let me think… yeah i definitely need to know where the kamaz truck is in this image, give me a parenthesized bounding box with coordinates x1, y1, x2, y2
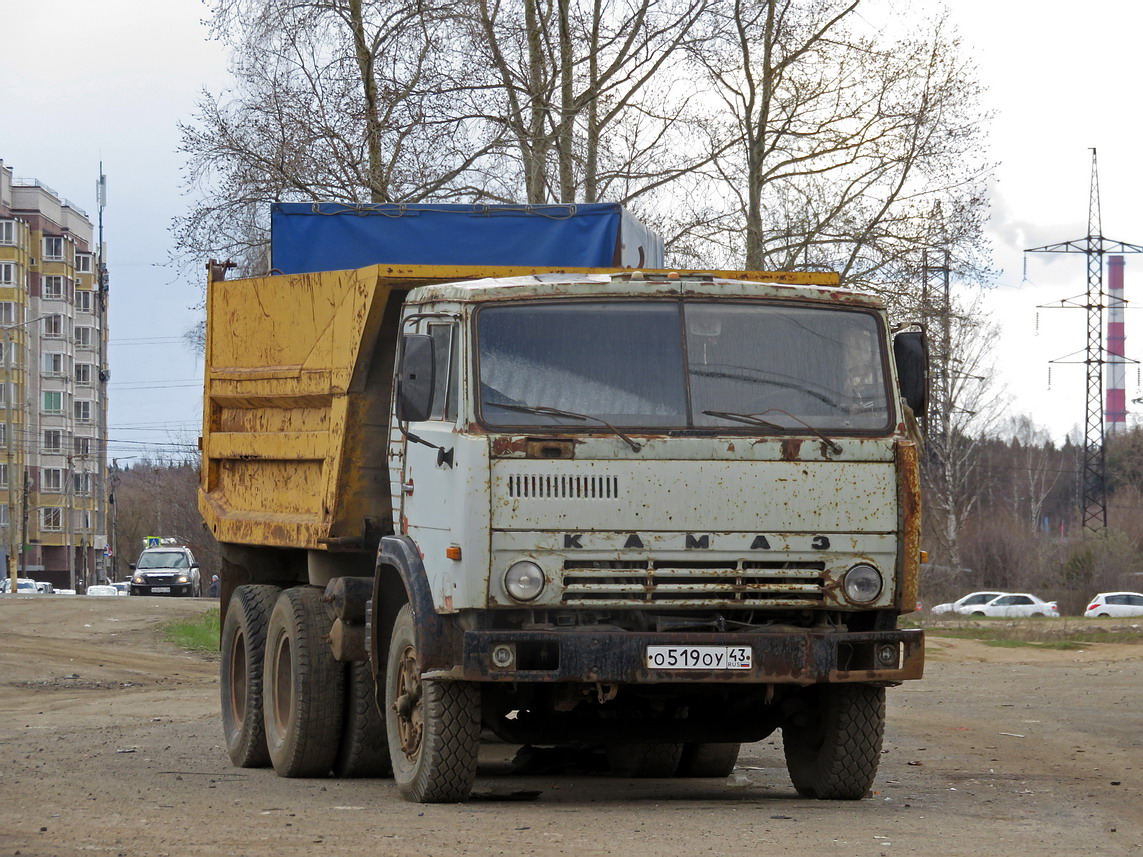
(201, 204, 926, 803)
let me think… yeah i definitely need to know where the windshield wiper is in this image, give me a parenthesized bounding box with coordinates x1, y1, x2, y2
(702, 409, 842, 455)
(486, 401, 643, 452)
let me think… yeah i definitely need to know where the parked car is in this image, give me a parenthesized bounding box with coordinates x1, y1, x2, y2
(112, 581, 130, 596)
(86, 584, 119, 597)
(130, 545, 201, 597)
(970, 593, 1060, 618)
(35, 581, 56, 594)
(930, 591, 1008, 616)
(0, 577, 40, 594)
(1083, 591, 1143, 618)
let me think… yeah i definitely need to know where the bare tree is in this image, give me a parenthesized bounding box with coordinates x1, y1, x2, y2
(922, 295, 1008, 568)
(467, 0, 710, 204)
(177, 0, 512, 273)
(685, 1, 992, 287)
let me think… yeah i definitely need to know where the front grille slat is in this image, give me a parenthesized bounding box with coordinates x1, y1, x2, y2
(560, 562, 827, 605)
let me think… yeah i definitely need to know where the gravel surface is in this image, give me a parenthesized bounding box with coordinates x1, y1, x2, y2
(1, 596, 1139, 856)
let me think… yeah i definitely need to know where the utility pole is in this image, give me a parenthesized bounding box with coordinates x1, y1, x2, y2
(1027, 149, 1143, 533)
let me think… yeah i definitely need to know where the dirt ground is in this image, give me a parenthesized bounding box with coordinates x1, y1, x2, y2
(1, 596, 1140, 857)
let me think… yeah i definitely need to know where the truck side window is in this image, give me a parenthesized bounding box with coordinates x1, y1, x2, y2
(428, 323, 458, 421)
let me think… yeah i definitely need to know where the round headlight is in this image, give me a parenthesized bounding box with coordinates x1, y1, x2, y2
(843, 564, 883, 604)
(504, 561, 545, 602)
(132, 576, 143, 585)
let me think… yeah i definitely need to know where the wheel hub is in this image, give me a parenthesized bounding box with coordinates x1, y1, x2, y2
(393, 644, 423, 760)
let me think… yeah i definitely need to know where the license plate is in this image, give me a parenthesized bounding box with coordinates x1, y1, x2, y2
(151, 586, 171, 593)
(645, 645, 752, 670)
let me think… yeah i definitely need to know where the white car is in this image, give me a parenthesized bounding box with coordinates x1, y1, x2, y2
(0, 577, 41, 595)
(1083, 591, 1143, 618)
(930, 591, 1007, 615)
(970, 593, 1060, 618)
(86, 584, 120, 597)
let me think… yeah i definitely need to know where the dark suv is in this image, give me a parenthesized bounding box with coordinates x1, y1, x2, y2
(129, 546, 202, 597)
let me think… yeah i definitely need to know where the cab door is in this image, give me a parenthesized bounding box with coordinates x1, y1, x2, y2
(398, 316, 484, 611)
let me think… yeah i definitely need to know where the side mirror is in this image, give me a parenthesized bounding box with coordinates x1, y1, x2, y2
(396, 333, 436, 423)
(129, 563, 136, 570)
(893, 330, 928, 420)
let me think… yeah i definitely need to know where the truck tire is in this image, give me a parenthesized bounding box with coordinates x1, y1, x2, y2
(334, 659, 393, 778)
(782, 683, 885, 800)
(384, 603, 479, 802)
(606, 743, 683, 777)
(220, 584, 281, 768)
(677, 742, 741, 778)
(263, 586, 345, 777)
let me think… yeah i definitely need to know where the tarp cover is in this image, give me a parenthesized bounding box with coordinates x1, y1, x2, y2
(269, 203, 663, 274)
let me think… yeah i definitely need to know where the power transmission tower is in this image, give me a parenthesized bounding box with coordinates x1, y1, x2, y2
(1026, 149, 1143, 533)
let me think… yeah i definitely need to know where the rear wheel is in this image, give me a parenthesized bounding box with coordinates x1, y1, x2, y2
(782, 684, 885, 800)
(677, 742, 740, 778)
(263, 587, 345, 777)
(607, 743, 683, 777)
(220, 584, 280, 767)
(334, 659, 392, 778)
(385, 604, 479, 802)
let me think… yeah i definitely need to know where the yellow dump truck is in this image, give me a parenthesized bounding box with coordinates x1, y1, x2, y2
(202, 206, 926, 803)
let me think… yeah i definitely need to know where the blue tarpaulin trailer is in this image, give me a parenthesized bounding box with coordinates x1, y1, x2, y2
(269, 202, 664, 274)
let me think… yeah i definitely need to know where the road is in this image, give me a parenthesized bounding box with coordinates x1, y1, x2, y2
(0, 596, 1139, 856)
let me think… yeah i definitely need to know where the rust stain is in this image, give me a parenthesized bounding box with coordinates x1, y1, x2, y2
(780, 438, 803, 461)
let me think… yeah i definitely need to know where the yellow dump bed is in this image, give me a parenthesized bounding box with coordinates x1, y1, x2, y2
(199, 264, 840, 552)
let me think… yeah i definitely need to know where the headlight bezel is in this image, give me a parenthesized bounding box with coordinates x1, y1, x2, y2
(504, 560, 545, 602)
(842, 563, 883, 604)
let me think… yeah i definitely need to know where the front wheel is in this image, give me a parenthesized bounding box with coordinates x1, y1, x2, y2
(782, 684, 885, 800)
(385, 604, 479, 802)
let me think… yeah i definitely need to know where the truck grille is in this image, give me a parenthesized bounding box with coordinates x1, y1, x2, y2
(507, 473, 619, 499)
(561, 560, 827, 606)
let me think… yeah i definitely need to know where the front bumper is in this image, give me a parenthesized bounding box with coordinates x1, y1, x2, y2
(130, 583, 195, 597)
(449, 627, 924, 685)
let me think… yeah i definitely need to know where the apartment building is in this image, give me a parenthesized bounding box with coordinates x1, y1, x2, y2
(1, 159, 109, 589)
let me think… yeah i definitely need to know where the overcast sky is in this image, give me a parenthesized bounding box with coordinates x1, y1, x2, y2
(2, 0, 1141, 454)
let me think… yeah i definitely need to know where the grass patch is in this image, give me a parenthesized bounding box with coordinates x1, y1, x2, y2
(924, 619, 1143, 647)
(163, 608, 220, 652)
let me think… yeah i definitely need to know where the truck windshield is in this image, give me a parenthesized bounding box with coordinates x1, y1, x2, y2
(476, 300, 890, 433)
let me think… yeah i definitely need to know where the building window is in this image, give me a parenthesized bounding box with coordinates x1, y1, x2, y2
(42, 507, 63, 531)
(43, 315, 64, 338)
(73, 472, 92, 495)
(75, 253, 93, 274)
(43, 276, 65, 299)
(0, 262, 16, 285)
(0, 504, 7, 527)
(0, 220, 16, 245)
(0, 463, 6, 488)
(75, 290, 93, 312)
(44, 429, 63, 452)
(74, 399, 92, 423)
(75, 326, 93, 348)
(74, 436, 92, 455)
(43, 468, 63, 493)
(0, 302, 16, 324)
(75, 363, 93, 385)
(43, 352, 67, 376)
(43, 391, 63, 414)
(43, 236, 65, 261)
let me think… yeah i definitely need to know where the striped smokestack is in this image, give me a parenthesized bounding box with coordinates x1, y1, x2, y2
(1107, 254, 1126, 434)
